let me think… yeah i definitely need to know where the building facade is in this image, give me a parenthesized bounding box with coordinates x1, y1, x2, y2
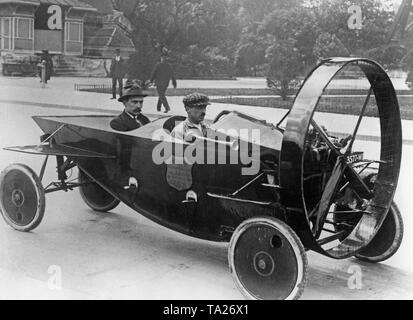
(81, 0, 135, 58)
(0, 0, 96, 55)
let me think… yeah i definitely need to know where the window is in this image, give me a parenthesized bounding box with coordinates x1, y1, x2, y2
(1, 18, 11, 50)
(2, 18, 10, 36)
(16, 18, 33, 39)
(65, 21, 81, 42)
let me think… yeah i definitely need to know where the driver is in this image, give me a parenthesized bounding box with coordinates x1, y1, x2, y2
(110, 84, 150, 132)
(171, 93, 210, 142)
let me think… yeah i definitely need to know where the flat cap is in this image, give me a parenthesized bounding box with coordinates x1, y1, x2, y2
(183, 93, 211, 108)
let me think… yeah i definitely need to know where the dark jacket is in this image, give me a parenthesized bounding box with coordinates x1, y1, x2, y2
(110, 57, 125, 78)
(39, 53, 53, 81)
(111, 111, 150, 181)
(150, 62, 177, 89)
(110, 111, 150, 132)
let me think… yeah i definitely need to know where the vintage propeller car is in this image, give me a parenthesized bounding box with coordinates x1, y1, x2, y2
(0, 58, 403, 300)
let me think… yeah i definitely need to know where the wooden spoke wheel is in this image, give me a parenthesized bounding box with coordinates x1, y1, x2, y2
(0, 164, 45, 232)
(355, 201, 403, 263)
(78, 169, 120, 212)
(228, 217, 308, 300)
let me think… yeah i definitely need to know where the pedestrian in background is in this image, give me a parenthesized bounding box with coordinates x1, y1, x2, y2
(110, 49, 125, 100)
(38, 49, 53, 84)
(150, 54, 177, 113)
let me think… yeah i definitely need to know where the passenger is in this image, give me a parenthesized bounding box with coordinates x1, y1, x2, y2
(111, 83, 151, 190)
(110, 84, 150, 132)
(171, 93, 210, 142)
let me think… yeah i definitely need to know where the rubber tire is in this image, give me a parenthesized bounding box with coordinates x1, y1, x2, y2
(78, 170, 120, 212)
(355, 202, 403, 263)
(228, 216, 308, 300)
(0, 164, 45, 232)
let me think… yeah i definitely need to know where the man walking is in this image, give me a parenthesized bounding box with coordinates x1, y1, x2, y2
(150, 54, 177, 113)
(110, 49, 125, 100)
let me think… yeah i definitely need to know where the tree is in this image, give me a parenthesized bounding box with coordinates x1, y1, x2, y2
(126, 32, 158, 81)
(231, 0, 303, 76)
(259, 6, 319, 68)
(231, 0, 299, 26)
(311, 0, 394, 55)
(259, 5, 319, 98)
(365, 45, 407, 69)
(171, 45, 233, 78)
(309, 0, 398, 67)
(313, 32, 350, 60)
(266, 39, 304, 100)
(107, 0, 397, 81)
(112, 0, 196, 50)
(111, 0, 238, 80)
(234, 34, 267, 76)
(260, 0, 395, 99)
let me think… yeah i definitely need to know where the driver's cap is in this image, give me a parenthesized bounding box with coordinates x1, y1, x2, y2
(183, 93, 211, 108)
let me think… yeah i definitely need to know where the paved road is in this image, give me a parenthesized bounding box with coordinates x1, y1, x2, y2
(1, 80, 413, 299)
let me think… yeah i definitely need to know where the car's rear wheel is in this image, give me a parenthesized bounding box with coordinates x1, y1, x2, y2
(0, 164, 45, 232)
(355, 202, 403, 263)
(78, 169, 120, 212)
(228, 217, 308, 300)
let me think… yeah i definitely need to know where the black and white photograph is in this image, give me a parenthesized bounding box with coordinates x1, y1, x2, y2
(0, 0, 413, 303)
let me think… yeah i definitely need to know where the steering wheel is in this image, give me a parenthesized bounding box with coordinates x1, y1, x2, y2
(213, 110, 232, 124)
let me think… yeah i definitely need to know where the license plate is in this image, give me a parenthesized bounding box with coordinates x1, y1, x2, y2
(346, 152, 364, 164)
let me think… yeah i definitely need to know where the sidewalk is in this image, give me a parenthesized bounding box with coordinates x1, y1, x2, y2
(0, 74, 410, 90)
(0, 76, 269, 91)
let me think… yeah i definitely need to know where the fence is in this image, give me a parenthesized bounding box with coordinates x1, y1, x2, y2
(74, 83, 111, 92)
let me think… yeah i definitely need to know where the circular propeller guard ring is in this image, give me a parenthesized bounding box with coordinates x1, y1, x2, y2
(280, 58, 402, 259)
